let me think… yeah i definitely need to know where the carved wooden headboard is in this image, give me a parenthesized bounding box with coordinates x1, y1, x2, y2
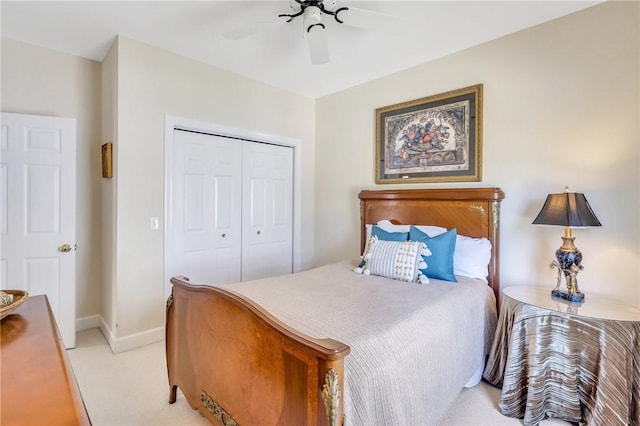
(358, 188, 505, 302)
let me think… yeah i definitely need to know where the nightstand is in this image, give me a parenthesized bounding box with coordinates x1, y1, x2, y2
(483, 286, 640, 426)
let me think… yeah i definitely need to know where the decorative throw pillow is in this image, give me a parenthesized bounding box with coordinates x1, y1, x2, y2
(409, 226, 457, 283)
(358, 225, 410, 268)
(412, 224, 448, 237)
(375, 220, 411, 233)
(371, 225, 409, 241)
(354, 236, 431, 284)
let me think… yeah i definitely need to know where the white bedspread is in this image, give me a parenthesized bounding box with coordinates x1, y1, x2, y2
(223, 260, 497, 426)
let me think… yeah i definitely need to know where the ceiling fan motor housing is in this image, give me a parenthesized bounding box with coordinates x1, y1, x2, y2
(303, 6, 324, 33)
(278, 0, 350, 65)
(291, 0, 336, 11)
(282, 0, 348, 25)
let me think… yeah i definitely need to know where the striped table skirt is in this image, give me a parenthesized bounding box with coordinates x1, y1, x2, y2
(483, 293, 640, 426)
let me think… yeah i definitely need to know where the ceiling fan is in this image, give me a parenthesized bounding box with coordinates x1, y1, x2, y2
(222, 0, 404, 65)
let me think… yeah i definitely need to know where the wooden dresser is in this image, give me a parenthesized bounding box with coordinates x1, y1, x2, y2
(1, 295, 91, 425)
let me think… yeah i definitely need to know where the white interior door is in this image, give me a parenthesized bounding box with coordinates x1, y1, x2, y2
(242, 142, 293, 281)
(169, 130, 242, 285)
(0, 112, 77, 348)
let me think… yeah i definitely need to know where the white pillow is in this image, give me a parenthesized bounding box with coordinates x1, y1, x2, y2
(377, 220, 447, 236)
(454, 235, 492, 282)
(354, 236, 430, 284)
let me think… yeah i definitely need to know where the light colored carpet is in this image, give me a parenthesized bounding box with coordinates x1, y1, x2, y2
(67, 328, 571, 426)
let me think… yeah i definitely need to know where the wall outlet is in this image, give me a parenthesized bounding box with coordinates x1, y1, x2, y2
(150, 217, 159, 230)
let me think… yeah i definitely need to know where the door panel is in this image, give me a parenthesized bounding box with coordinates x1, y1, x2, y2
(171, 130, 242, 285)
(242, 143, 293, 281)
(25, 257, 60, 313)
(0, 112, 76, 348)
(26, 164, 61, 233)
(184, 173, 205, 231)
(0, 164, 6, 235)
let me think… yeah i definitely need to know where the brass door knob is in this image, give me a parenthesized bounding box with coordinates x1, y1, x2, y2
(58, 244, 72, 253)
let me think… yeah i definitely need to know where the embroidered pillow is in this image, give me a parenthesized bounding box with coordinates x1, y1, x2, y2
(358, 226, 410, 268)
(409, 226, 457, 283)
(354, 236, 431, 284)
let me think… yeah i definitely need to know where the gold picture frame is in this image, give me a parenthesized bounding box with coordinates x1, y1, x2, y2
(101, 142, 112, 178)
(375, 84, 483, 183)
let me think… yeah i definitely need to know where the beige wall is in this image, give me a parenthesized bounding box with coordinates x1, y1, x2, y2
(111, 37, 316, 339)
(1, 36, 316, 344)
(315, 1, 640, 305)
(1, 38, 103, 319)
(2, 0, 638, 344)
(100, 40, 118, 331)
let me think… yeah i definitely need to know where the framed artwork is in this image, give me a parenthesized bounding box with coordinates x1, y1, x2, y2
(101, 142, 112, 178)
(375, 84, 482, 183)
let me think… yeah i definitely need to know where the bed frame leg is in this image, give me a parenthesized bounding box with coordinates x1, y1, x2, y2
(169, 384, 177, 404)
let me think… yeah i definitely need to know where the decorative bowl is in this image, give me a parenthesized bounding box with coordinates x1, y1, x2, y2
(0, 290, 29, 320)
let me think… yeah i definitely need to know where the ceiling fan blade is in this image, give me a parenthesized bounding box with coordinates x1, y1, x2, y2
(307, 25, 329, 65)
(222, 19, 283, 40)
(338, 6, 409, 32)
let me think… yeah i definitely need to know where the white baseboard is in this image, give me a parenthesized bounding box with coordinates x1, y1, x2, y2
(98, 317, 164, 354)
(76, 314, 100, 331)
(98, 316, 117, 351)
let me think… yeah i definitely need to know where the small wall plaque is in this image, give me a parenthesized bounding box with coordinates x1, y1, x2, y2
(101, 142, 112, 178)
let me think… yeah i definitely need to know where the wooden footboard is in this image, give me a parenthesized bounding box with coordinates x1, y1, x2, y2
(166, 276, 351, 426)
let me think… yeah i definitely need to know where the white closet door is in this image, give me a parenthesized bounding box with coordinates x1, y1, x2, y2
(242, 142, 293, 281)
(171, 130, 242, 284)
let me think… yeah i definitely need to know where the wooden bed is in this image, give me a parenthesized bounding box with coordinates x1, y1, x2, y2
(166, 187, 505, 426)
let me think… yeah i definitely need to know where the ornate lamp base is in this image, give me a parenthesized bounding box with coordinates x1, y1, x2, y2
(549, 232, 585, 304)
(551, 288, 584, 303)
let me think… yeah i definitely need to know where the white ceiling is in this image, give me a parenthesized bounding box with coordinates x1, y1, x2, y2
(1, 1, 602, 98)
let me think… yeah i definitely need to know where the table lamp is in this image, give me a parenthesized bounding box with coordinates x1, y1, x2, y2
(532, 187, 601, 302)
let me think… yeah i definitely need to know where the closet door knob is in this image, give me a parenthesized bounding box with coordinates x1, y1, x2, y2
(257, 230, 261, 235)
(221, 233, 226, 238)
(59, 243, 72, 253)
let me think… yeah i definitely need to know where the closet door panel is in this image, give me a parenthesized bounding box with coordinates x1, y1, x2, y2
(172, 130, 242, 285)
(242, 142, 293, 281)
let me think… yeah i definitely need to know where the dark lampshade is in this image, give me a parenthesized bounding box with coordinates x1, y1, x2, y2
(532, 192, 602, 227)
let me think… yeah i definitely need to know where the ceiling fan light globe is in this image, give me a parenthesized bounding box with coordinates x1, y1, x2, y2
(307, 24, 329, 64)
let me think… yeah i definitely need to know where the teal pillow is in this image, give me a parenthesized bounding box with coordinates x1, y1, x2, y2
(409, 226, 457, 282)
(371, 226, 409, 241)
